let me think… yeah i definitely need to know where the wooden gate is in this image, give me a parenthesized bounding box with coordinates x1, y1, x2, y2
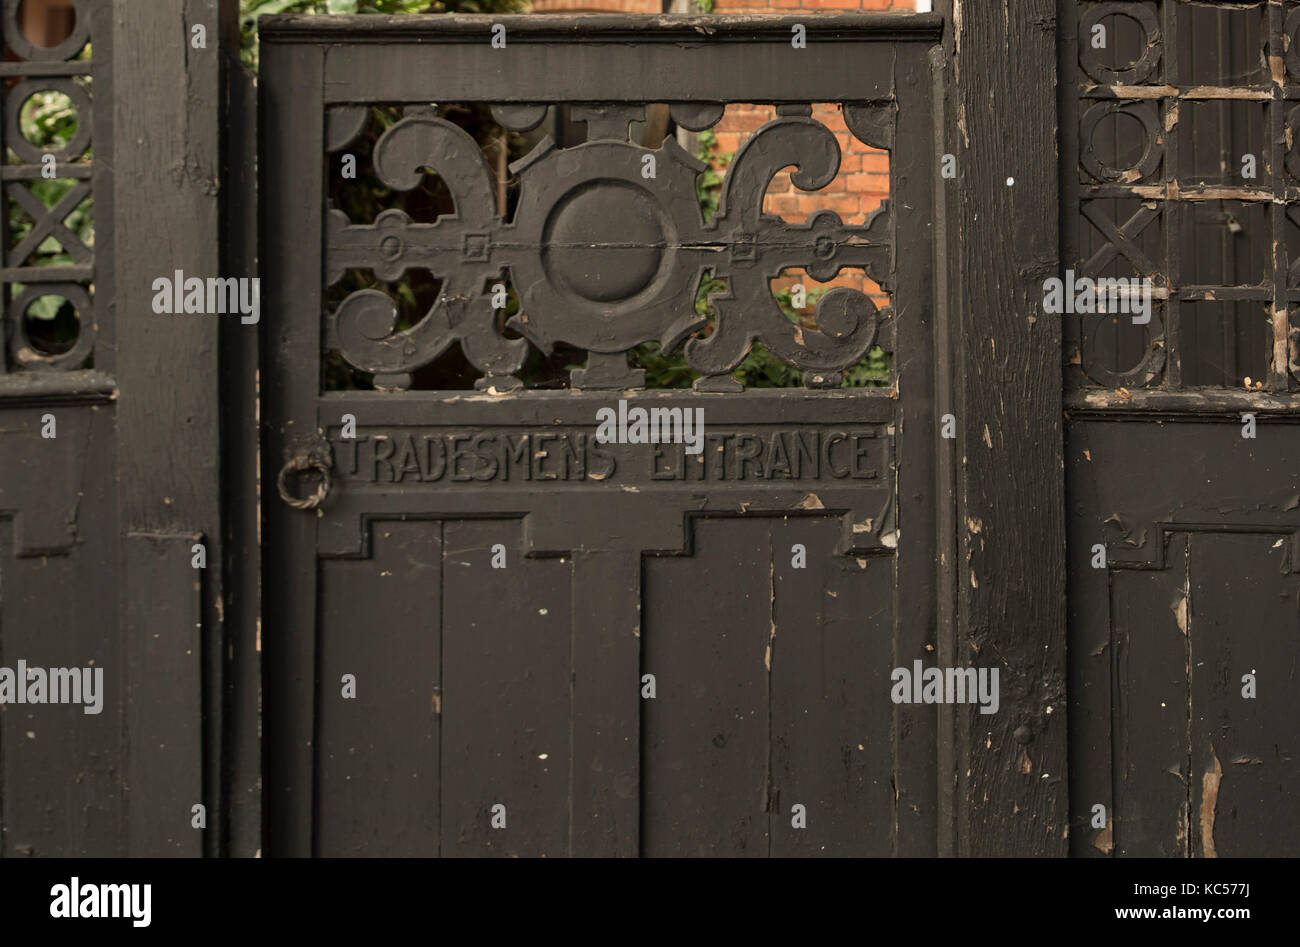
(261, 13, 952, 856)
(1061, 0, 1300, 857)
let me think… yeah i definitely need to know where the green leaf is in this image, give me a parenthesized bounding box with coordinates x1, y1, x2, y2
(25, 294, 65, 321)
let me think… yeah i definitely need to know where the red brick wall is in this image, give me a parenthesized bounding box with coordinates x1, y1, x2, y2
(706, 0, 916, 307)
(708, 102, 892, 304)
(527, 0, 918, 307)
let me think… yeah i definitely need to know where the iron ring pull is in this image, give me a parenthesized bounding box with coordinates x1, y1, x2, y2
(277, 435, 334, 511)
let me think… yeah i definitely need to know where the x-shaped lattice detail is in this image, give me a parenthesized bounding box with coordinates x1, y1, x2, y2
(1080, 201, 1160, 279)
(6, 181, 92, 267)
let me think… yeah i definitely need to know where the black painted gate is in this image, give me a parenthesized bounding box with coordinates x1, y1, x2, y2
(262, 14, 946, 856)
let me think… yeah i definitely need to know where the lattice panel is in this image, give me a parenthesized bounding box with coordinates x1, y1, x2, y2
(1064, 0, 1300, 393)
(1, 0, 98, 374)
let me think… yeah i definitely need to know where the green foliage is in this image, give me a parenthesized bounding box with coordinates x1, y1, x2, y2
(20, 90, 80, 150)
(843, 346, 891, 386)
(633, 126, 891, 389)
(691, 0, 714, 13)
(694, 128, 729, 224)
(239, 0, 526, 67)
(634, 267, 891, 389)
(9, 90, 94, 324)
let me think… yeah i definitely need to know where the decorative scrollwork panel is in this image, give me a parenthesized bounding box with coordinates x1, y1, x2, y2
(322, 100, 896, 392)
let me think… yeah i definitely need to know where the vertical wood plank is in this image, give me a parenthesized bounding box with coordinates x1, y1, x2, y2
(952, 0, 1068, 855)
(641, 518, 771, 857)
(219, 28, 262, 859)
(123, 533, 203, 856)
(569, 548, 640, 856)
(316, 521, 441, 856)
(768, 516, 895, 856)
(1110, 536, 1190, 857)
(260, 35, 324, 857)
(1189, 532, 1300, 856)
(1065, 425, 1114, 856)
(440, 520, 571, 857)
(112, 0, 235, 858)
(894, 41, 943, 857)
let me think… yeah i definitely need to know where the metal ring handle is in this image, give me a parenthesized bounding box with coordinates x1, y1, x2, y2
(277, 437, 334, 510)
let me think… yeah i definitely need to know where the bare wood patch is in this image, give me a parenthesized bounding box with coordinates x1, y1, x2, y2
(1093, 817, 1114, 854)
(1200, 750, 1223, 858)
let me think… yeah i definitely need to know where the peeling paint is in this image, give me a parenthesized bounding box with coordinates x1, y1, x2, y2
(1093, 84, 1271, 101)
(1200, 750, 1222, 858)
(1093, 817, 1114, 854)
(1172, 596, 1188, 635)
(1273, 306, 1290, 376)
(765, 557, 776, 671)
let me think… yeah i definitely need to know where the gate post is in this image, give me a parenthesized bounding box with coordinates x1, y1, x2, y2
(942, 0, 1068, 855)
(111, 0, 256, 856)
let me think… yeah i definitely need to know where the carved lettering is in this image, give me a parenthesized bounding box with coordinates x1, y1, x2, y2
(534, 432, 560, 481)
(394, 433, 421, 482)
(472, 433, 499, 481)
(505, 434, 530, 481)
(450, 434, 475, 481)
(823, 432, 850, 478)
(333, 428, 883, 485)
(373, 435, 396, 482)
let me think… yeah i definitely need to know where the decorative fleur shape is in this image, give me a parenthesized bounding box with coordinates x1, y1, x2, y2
(323, 105, 894, 391)
(325, 114, 525, 390)
(686, 114, 891, 388)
